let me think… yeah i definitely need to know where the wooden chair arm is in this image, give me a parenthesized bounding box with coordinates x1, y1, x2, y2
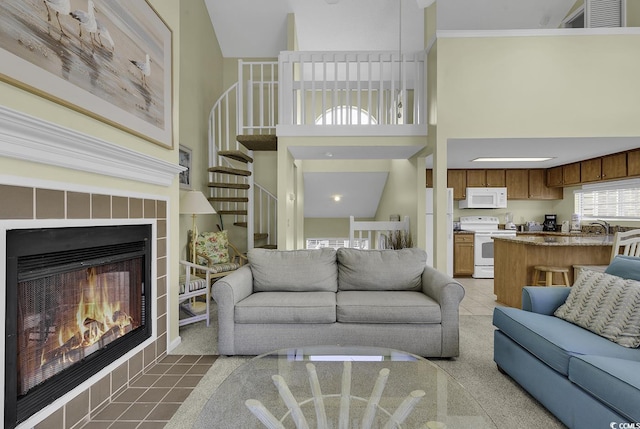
(228, 242, 248, 266)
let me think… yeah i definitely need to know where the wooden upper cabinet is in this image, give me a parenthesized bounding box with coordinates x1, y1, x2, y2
(466, 170, 486, 187)
(581, 158, 602, 183)
(486, 169, 506, 187)
(601, 152, 627, 181)
(447, 170, 467, 200)
(563, 163, 581, 186)
(505, 169, 529, 199)
(426, 169, 433, 188)
(529, 169, 563, 200)
(546, 166, 563, 187)
(629, 149, 640, 177)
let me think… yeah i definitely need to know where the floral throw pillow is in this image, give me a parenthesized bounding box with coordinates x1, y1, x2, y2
(195, 230, 230, 265)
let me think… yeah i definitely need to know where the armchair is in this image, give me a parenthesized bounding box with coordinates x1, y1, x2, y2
(188, 229, 247, 281)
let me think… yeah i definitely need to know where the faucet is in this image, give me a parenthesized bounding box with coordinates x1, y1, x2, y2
(590, 220, 611, 235)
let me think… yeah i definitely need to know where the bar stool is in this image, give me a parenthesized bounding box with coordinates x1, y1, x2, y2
(532, 265, 571, 287)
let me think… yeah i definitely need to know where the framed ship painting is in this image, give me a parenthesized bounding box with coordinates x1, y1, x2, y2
(0, 0, 173, 148)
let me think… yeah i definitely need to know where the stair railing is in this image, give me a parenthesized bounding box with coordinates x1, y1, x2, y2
(208, 62, 280, 250)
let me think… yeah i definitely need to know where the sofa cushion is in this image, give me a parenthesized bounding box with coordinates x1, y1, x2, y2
(569, 355, 640, 422)
(248, 248, 338, 292)
(337, 248, 426, 291)
(554, 269, 640, 348)
(235, 292, 336, 324)
(337, 291, 441, 323)
(493, 307, 640, 376)
(605, 255, 640, 281)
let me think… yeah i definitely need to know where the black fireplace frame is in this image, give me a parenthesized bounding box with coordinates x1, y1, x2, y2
(4, 224, 153, 429)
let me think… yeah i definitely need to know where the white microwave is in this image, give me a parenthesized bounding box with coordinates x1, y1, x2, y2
(459, 187, 508, 209)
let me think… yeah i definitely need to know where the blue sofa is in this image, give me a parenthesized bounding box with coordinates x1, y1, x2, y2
(494, 277, 640, 428)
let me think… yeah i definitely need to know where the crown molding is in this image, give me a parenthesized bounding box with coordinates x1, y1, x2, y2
(0, 106, 184, 187)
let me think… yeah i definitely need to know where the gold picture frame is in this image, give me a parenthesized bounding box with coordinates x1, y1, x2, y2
(0, 0, 173, 148)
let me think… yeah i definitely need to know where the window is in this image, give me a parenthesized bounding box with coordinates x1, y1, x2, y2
(574, 179, 640, 220)
(315, 106, 377, 125)
(306, 238, 369, 250)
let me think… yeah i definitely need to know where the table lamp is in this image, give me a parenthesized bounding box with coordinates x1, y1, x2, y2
(180, 191, 216, 312)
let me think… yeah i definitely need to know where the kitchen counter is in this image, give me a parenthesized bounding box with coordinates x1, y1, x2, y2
(496, 234, 615, 246)
(493, 235, 613, 308)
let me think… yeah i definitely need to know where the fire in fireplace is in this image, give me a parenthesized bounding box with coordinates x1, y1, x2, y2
(5, 224, 152, 429)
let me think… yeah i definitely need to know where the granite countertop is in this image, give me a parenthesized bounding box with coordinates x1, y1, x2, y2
(493, 234, 615, 246)
(453, 230, 474, 234)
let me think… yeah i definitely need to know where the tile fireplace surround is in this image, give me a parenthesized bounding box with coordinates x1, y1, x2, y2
(0, 107, 181, 429)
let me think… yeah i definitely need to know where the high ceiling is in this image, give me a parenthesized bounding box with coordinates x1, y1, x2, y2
(203, 0, 639, 218)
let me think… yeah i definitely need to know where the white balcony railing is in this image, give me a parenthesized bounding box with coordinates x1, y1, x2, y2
(278, 51, 426, 129)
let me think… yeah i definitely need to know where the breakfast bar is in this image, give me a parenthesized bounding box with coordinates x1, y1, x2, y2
(493, 234, 614, 308)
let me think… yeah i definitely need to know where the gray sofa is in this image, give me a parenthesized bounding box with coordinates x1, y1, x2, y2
(493, 255, 640, 428)
(212, 247, 465, 357)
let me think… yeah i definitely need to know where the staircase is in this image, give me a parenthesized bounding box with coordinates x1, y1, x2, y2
(207, 61, 279, 251)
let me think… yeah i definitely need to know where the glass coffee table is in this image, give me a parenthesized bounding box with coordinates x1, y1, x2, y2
(196, 345, 496, 429)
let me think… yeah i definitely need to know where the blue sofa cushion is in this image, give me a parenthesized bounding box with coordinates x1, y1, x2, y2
(605, 255, 640, 281)
(569, 355, 640, 422)
(493, 307, 640, 376)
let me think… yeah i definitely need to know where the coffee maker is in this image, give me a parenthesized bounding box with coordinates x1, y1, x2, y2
(543, 214, 557, 232)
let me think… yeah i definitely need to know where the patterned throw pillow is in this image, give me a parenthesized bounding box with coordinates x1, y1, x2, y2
(195, 230, 230, 265)
(554, 269, 640, 348)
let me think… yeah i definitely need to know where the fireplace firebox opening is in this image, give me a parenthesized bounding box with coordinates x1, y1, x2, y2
(5, 224, 152, 429)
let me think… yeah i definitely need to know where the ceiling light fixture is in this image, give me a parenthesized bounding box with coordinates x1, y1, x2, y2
(471, 157, 554, 162)
(333, 195, 341, 202)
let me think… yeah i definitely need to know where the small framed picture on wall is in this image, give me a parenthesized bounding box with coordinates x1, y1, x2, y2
(179, 145, 192, 190)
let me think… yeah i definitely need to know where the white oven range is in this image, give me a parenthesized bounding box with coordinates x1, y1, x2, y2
(459, 216, 517, 278)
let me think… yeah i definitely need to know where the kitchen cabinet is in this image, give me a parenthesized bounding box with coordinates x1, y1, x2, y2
(581, 158, 602, 183)
(466, 170, 486, 187)
(486, 169, 506, 187)
(629, 149, 640, 177)
(601, 152, 627, 181)
(546, 166, 563, 188)
(529, 169, 563, 200)
(448, 170, 467, 200)
(505, 169, 529, 199)
(425, 169, 433, 188)
(463, 169, 506, 187)
(563, 163, 581, 186)
(454, 234, 474, 277)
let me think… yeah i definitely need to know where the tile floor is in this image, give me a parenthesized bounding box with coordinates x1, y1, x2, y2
(456, 277, 502, 316)
(79, 355, 217, 429)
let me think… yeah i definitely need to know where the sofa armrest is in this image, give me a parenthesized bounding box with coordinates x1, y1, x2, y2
(211, 265, 254, 355)
(521, 286, 571, 315)
(421, 265, 465, 357)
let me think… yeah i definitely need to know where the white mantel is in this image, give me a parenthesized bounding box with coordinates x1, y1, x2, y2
(0, 105, 184, 187)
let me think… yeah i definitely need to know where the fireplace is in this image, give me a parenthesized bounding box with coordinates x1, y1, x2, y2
(4, 224, 152, 428)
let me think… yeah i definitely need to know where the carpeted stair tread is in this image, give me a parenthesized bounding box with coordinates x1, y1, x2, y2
(208, 197, 249, 203)
(208, 166, 251, 176)
(236, 134, 277, 151)
(218, 150, 253, 163)
(208, 182, 250, 190)
(217, 210, 247, 215)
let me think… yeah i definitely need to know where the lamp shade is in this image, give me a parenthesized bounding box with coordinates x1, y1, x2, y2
(180, 191, 217, 215)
